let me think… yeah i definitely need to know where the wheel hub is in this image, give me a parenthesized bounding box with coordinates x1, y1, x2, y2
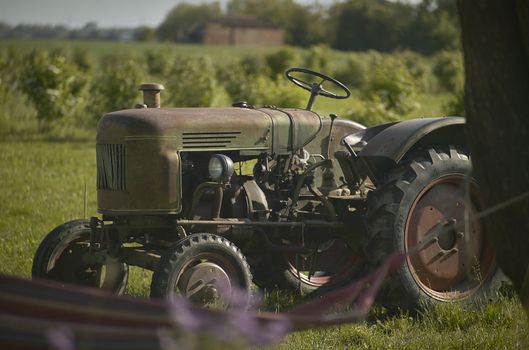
(178, 262, 232, 306)
(437, 222, 458, 251)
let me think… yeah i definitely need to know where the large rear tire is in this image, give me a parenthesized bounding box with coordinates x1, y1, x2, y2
(365, 146, 503, 311)
(32, 219, 128, 294)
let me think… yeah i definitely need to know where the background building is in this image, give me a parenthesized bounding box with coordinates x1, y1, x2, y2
(190, 16, 283, 46)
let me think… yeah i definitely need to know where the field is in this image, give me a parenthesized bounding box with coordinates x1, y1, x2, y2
(0, 40, 527, 349)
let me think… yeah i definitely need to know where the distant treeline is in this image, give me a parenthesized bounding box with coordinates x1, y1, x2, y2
(1, 0, 459, 54)
(157, 0, 460, 54)
(0, 22, 146, 42)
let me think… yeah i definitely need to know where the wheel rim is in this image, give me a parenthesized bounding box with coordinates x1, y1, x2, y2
(46, 232, 125, 291)
(287, 238, 362, 288)
(175, 252, 241, 308)
(405, 175, 496, 301)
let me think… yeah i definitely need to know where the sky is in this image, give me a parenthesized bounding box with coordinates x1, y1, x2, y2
(0, 0, 335, 28)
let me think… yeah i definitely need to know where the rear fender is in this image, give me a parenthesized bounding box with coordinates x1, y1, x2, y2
(345, 117, 466, 184)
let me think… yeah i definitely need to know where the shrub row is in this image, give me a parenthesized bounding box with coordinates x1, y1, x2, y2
(0, 46, 463, 134)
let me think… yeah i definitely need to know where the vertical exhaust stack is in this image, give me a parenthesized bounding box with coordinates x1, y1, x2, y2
(139, 83, 165, 108)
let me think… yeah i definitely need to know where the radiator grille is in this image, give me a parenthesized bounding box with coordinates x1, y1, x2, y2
(182, 131, 241, 149)
(96, 144, 126, 191)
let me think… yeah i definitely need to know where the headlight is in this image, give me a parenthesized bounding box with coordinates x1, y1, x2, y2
(208, 154, 234, 182)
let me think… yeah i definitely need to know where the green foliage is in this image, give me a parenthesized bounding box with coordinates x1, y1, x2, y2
(444, 87, 465, 117)
(217, 59, 307, 108)
(346, 97, 400, 127)
(393, 50, 434, 92)
(332, 51, 379, 89)
(88, 55, 144, 121)
(244, 74, 307, 108)
(344, 56, 420, 126)
(303, 44, 333, 73)
(216, 58, 253, 102)
(328, 0, 460, 54)
(433, 51, 464, 116)
(0, 41, 457, 137)
(362, 57, 419, 115)
(144, 48, 174, 77)
(433, 50, 464, 92)
(330, 0, 411, 52)
(71, 48, 93, 72)
(333, 53, 369, 89)
(239, 54, 269, 75)
(265, 48, 302, 78)
(134, 26, 155, 42)
(165, 55, 218, 107)
(19, 49, 87, 131)
(403, 0, 460, 54)
(0, 49, 38, 134)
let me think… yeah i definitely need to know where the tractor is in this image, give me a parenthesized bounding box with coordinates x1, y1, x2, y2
(32, 68, 503, 310)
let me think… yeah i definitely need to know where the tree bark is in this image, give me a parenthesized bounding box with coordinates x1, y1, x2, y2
(457, 0, 529, 308)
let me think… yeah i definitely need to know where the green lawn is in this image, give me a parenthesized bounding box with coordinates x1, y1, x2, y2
(278, 299, 529, 349)
(1, 140, 528, 349)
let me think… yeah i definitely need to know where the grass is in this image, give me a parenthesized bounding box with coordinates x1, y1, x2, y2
(1, 140, 528, 349)
(277, 299, 529, 349)
(0, 141, 96, 276)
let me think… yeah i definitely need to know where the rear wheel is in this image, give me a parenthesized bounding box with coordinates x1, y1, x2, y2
(366, 146, 502, 310)
(284, 238, 363, 294)
(32, 220, 128, 294)
(150, 233, 253, 309)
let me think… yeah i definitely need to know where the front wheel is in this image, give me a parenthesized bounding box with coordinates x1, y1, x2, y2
(32, 220, 128, 294)
(150, 233, 253, 309)
(365, 146, 503, 311)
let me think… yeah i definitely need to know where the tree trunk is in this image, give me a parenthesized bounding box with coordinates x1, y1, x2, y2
(457, 0, 529, 308)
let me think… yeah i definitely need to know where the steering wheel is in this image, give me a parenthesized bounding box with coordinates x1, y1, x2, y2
(285, 67, 351, 110)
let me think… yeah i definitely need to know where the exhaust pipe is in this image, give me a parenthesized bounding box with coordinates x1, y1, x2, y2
(139, 83, 164, 108)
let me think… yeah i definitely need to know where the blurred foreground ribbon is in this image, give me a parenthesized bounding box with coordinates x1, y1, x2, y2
(0, 253, 404, 349)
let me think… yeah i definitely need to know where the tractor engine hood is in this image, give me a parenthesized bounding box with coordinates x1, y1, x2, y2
(97, 107, 272, 151)
(97, 107, 322, 154)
